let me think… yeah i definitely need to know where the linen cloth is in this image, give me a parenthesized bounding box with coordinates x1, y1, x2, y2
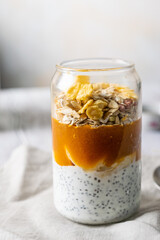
(0, 145, 160, 240)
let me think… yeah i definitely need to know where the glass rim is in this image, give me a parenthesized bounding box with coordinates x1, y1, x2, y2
(56, 58, 135, 72)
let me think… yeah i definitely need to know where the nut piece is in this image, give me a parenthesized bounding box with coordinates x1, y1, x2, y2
(86, 105, 103, 120)
(109, 116, 115, 122)
(92, 83, 110, 90)
(113, 110, 120, 116)
(94, 100, 108, 109)
(76, 84, 93, 101)
(108, 100, 119, 109)
(123, 98, 133, 108)
(75, 75, 90, 84)
(57, 107, 80, 119)
(78, 99, 94, 114)
(119, 104, 125, 112)
(55, 80, 138, 127)
(115, 116, 120, 124)
(114, 96, 123, 104)
(70, 100, 82, 111)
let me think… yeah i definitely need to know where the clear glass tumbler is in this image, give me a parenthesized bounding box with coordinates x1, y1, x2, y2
(51, 58, 142, 225)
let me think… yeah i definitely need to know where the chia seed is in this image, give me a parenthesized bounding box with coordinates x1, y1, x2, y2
(53, 155, 141, 224)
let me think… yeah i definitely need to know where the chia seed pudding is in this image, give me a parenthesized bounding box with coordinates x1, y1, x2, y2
(53, 154, 141, 224)
(51, 74, 142, 224)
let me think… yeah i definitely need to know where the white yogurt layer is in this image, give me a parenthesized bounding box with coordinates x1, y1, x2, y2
(53, 155, 141, 224)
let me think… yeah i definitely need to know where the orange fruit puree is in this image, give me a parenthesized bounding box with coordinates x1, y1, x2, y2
(52, 118, 141, 170)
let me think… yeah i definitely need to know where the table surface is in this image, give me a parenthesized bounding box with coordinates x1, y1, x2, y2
(0, 87, 160, 165)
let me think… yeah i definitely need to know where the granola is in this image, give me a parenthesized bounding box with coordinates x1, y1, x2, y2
(54, 76, 138, 127)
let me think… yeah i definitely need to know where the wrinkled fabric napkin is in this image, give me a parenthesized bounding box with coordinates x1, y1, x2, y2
(0, 145, 160, 240)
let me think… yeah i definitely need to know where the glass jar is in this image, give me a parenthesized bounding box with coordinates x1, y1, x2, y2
(51, 58, 142, 225)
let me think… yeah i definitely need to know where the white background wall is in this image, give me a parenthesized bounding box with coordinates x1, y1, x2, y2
(0, 0, 160, 88)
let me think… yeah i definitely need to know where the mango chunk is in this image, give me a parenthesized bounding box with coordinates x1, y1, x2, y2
(75, 75, 90, 84)
(76, 84, 93, 101)
(94, 100, 108, 109)
(78, 99, 94, 114)
(66, 83, 80, 100)
(86, 105, 103, 120)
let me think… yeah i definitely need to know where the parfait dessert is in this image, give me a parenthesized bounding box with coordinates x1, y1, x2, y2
(51, 59, 141, 224)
